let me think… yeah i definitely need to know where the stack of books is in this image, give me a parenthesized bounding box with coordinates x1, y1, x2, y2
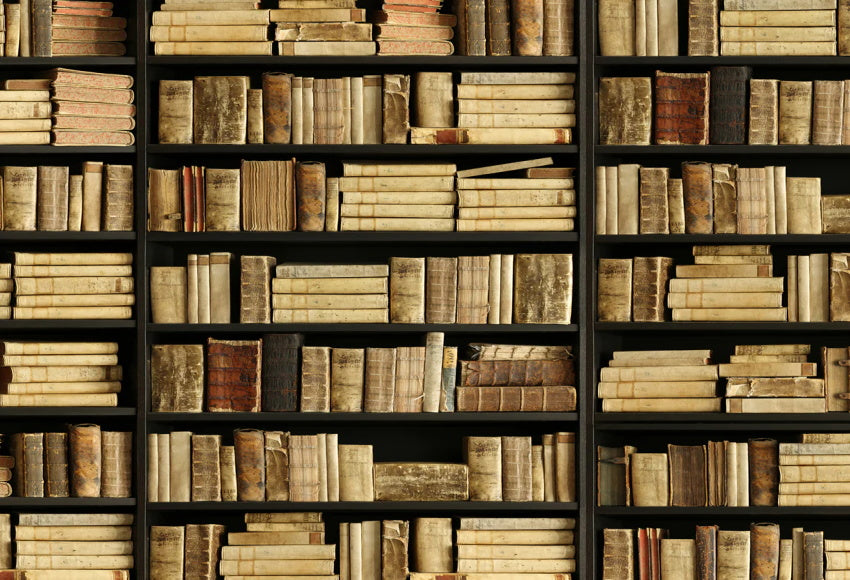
(339, 520, 407, 579)
(0, 264, 9, 319)
(373, 0, 452, 54)
(788, 253, 832, 322)
(12, 252, 134, 320)
(0, 341, 123, 407)
(47, 68, 136, 146)
(779, 433, 850, 506)
(273, 0, 374, 56)
(723, 344, 824, 413)
(373, 3, 455, 55)
(49, 0, 127, 56)
(0, 86, 51, 145)
(720, 0, 837, 55)
(338, 162, 456, 232)
(667, 245, 786, 321)
(12, 513, 134, 576)
(217, 513, 335, 576)
(456, 344, 576, 411)
(827, 537, 850, 575)
(272, 263, 390, 323)
(150, 4, 271, 55)
(148, 524, 224, 579)
(597, 349, 720, 412)
(185, 253, 232, 324)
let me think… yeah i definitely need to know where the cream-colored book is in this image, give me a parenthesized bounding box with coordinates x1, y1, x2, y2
(458, 100, 574, 114)
(720, 26, 836, 42)
(330, 348, 365, 412)
(718, 362, 816, 377)
(15, 526, 132, 541)
(458, 207, 575, 219)
(598, 381, 717, 398)
(342, 218, 455, 231)
(630, 453, 669, 506)
(596, 166, 607, 234)
(344, 191, 457, 205)
(717, 530, 750, 579)
(152, 9, 271, 24)
(272, 294, 388, 309)
(457, 113, 575, 128)
(15, 294, 134, 307)
(272, 277, 387, 294)
(458, 517, 575, 530)
(670, 277, 783, 293)
(410, 127, 572, 145)
(0, 393, 118, 406)
(725, 397, 827, 413)
(338, 444, 374, 501)
(600, 365, 718, 382)
(150, 24, 269, 41)
(602, 398, 722, 412)
(389, 256, 425, 323)
(660, 539, 696, 580)
(605, 165, 618, 234)
(809, 253, 829, 322)
(361, 520, 381, 580)
(786, 177, 822, 233)
(458, 190, 574, 207)
(457, 218, 573, 231)
(465, 436, 502, 501)
(797, 255, 811, 322)
(13, 307, 132, 320)
(667, 292, 782, 309)
(155, 41, 272, 54)
(725, 377, 824, 398)
(671, 308, 787, 322)
(456, 559, 575, 573)
(617, 163, 639, 234)
(349, 522, 362, 580)
(720, 9, 835, 26)
(722, 41, 836, 55)
(774, 166, 787, 234)
(455, 529, 573, 545)
(272, 309, 388, 323)
(341, 176, 454, 191)
(343, 163, 456, 177)
(221, 544, 336, 560)
(277, 40, 376, 55)
(341, 204, 454, 218)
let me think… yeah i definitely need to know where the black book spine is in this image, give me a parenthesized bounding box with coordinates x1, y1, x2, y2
(709, 66, 752, 144)
(261, 333, 305, 411)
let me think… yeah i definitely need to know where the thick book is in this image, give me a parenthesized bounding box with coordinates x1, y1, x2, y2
(205, 338, 261, 412)
(654, 72, 710, 145)
(261, 334, 303, 412)
(598, 77, 652, 144)
(709, 66, 751, 144)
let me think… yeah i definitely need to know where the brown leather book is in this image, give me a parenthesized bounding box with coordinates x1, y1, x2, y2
(459, 358, 575, 386)
(712, 164, 737, 234)
(382, 520, 410, 580)
(695, 524, 718, 580)
(262, 72, 292, 144)
(264, 430, 289, 501)
(240, 255, 276, 323)
(668, 444, 707, 506)
(295, 161, 326, 232)
(11, 433, 44, 497)
(804, 531, 824, 580)
(69, 423, 100, 497)
(514, 253, 573, 324)
(455, 385, 577, 411)
(103, 164, 133, 231)
(638, 528, 650, 580)
(191, 434, 222, 501)
(383, 74, 410, 144)
(425, 256, 458, 324)
(512, 0, 543, 55)
(151, 344, 204, 413)
(597, 258, 632, 321)
(654, 72, 710, 145)
(486, 0, 511, 54)
(233, 428, 266, 501)
(374, 462, 468, 500)
(365, 347, 397, 412)
(751, 522, 779, 580)
(44, 432, 69, 497)
(682, 161, 713, 234)
(205, 338, 262, 412)
(241, 160, 295, 231)
(454, 0, 486, 55)
(639, 167, 670, 234)
(501, 436, 533, 501)
(101, 430, 131, 498)
(632, 256, 673, 322)
(184, 523, 225, 580)
(543, 0, 573, 55)
(193, 76, 248, 144)
(261, 334, 304, 412)
(748, 438, 778, 506)
(599, 77, 652, 145)
(36, 166, 70, 232)
(603, 529, 634, 580)
(300, 346, 331, 412)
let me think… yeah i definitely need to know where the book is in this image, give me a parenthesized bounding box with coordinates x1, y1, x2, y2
(598, 77, 652, 144)
(654, 72, 710, 145)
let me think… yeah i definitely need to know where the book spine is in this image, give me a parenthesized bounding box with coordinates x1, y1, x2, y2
(749, 438, 779, 507)
(262, 72, 292, 144)
(247, 88, 264, 144)
(101, 431, 131, 498)
(264, 430, 289, 501)
(44, 432, 69, 497)
(709, 66, 751, 144)
(382, 74, 410, 144)
(295, 161, 326, 232)
(234, 428, 265, 501)
(69, 424, 101, 497)
(543, 0, 573, 55)
(682, 161, 713, 234)
(261, 333, 303, 412)
(486, 0, 511, 54)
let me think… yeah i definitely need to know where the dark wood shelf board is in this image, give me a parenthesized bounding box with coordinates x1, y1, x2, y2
(0, 498, 136, 507)
(595, 413, 850, 430)
(0, 320, 136, 329)
(0, 232, 136, 241)
(148, 232, 579, 244)
(149, 56, 578, 67)
(596, 506, 850, 517)
(148, 501, 579, 512)
(0, 146, 137, 154)
(596, 145, 850, 155)
(596, 322, 850, 332)
(596, 56, 850, 67)
(0, 407, 135, 417)
(0, 57, 135, 67)
(147, 323, 578, 333)
(597, 234, 850, 244)
(148, 144, 578, 156)
(148, 411, 578, 423)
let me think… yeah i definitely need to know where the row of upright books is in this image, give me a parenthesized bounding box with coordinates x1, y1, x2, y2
(600, 70, 850, 146)
(152, 338, 576, 413)
(599, 0, 845, 56)
(597, 162, 848, 235)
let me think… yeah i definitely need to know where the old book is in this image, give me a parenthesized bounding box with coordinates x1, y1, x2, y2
(147, 169, 181, 232)
(616, 163, 639, 235)
(414, 518, 452, 573)
(831, 253, 850, 321)
(262, 72, 292, 144)
(422, 332, 444, 413)
(301, 346, 331, 412)
(717, 530, 750, 579)
(193, 76, 248, 144)
(101, 431, 131, 498)
(736, 167, 768, 234)
(362, 348, 396, 413)
(68, 424, 100, 497)
(655, 72, 710, 145)
(220, 445, 237, 501)
(805, 532, 824, 580)
(712, 164, 737, 234)
(456, 255, 489, 324)
(632, 257, 673, 323)
(159, 80, 192, 144)
(748, 78, 780, 144)
(598, 0, 634, 55)
(233, 428, 265, 501)
(514, 254, 573, 324)
(465, 436, 502, 501)
(240, 255, 276, 323)
(44, 432, 68, 497)
(383, 74, 410, 144)
(389, 257, 425, 323)
(170, 431, 192, 501)
(640, 167, 670, 234)
(456, 385, 576, 411)
(725, 377, 824, 398)
(338, 444, 373, 501)
(786, 178, 822, 234)
(330, 348, 365, 412)
(394, 346, 425, 412)
(723, 41, 836, 55)
(748, 438, 778, 508)
(460, 358, 574, 386)
(597, 258, 632, 321)
(150, 267, 187, 323)
(150, 526, 184, 580)
(454, 0, 485, 55)
(822, 195, 850, 233)
(380, 520, 409, 580)
(512, 0, 544, 55)
(414, 73, 454, 128)
(264, 430, 289, 501)
(598, 77, 652, 144)
(501, 436, 533, 502)
(205, 168, 240, 232)
(325, 178, 340, 230)
(3, 166, 36, 231)
(374, 462, 468, 501)
(184, 524, 224, 580)
(485, 0, 510, 55)
(157, 434, 170, 501)
(779, 81, 813, 145)
(424, 257, 457, 324)
(668, 445, 706, 506)
(68, 175, 83, 231)
(260, 334, 303, 412)
(191, 434, 221, 501)
(726, 398, 826, 413)
(294, 161, 326, 232)
(410, 126, 572, 144)
(603, 529, 634, 580)
(695, 525, 718, 580)
(631, 453, 668, 506)
(206, 338, 261, 412)
(812, 80, 844, 145)
(36, 166, 69, 232)
(241, 160, 295, 231)
(661, 540, 696, 580)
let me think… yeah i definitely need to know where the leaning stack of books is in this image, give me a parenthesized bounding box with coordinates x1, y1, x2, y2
(597, 349, 720, 412)
(0, 85, 51, 145)
(779, 433, 850, 506)
(50, 0, 128, 56)
(273, 0, 375, 56)
(338, 162, 456, 232)
(47, 68, 136, 146)
(12, 252, 134, 320)
(150, 3, 271, 55)
(719, 0, 837, 56)
(723, 344, 825, 413)
(0, 341, 123, 407)
(373, 0, 452, 54)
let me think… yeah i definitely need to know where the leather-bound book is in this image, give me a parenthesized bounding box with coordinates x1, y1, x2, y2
(295, 161, 326, 232)
(11, 433, 42, 497)
(598, 0, 634, 55)
(150, 267, 187, 323)
(682, 161, 713, 233)
(501, 436, 532, 501)
(374, 462, 469, 500)
(147, 168, 181, 232)
(220, 445, 237, 501)
(365, 347, 396, 412)
(158, 80, 193, 144)
(69, 423, 101, 497)
(804, 531, 823, 580)
(486, 0, 511, 54)
(813, 80, 844, 145)
(184, 523, 225, 580)
(599, 77, 652, 144)
(44, 432, 69, 497)
(193, 76, 249, 144)
(190, 433, 221, 502)
(749, 79, 779, 145)
(688, 0, 718, 55)
(206, 338, 262, 412)
(36, 166, 69, 232)
(264, 430, 289, 501)
(778, 81, 813, 145)
(4, 166, 37, 231)
(751, 523, 779, 580)
(512, 0, 544, 55)
(603, 529, 634, 580)
(247, 88, 263, 144)
(240, 255, 276, 323)
(425, 256, 458, 324)
(465, 436, 502, 501)
(241, 160, 295, 231)
(709, 66, 751, 144)
(748, 438, 778, 506)
(695, 525, 718, 580)
(654, 72, 710, 145)
(712, 164, 737, 234)
(150, 526, 185, 579)
(205, 168, 240, 232)
(640, 166, 670, 234)
(390, 256, 426, 323)
(301, 346, 331, 412)
(101, 431, 131, 498)
(460, 358, 575, 386)
(455, 385, 576, 411)
(151, 344, 204, 413)
(661, 539, 696, 580)
(454, 0, 486, 55)
(514, 253, 573, 324)
(668, 444, 707, 506)
(234, 428, 265, 501)
(382, 520, 410, 580)
(263, 72, 292, 144)
(597, 258, 632, 321)
(103, 164, 133, 231)
(543, 0, 573, 55)
(383, 74, 410, 144)
(261, 333, 303, 412)
(632, 256, 673, 322)
(597, 446, 633, 506)
(638, 528, 650, 580)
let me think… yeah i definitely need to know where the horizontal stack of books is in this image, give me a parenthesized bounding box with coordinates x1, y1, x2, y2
(373, 3, 455, 55)
(339, 163, 457, 232)
(779, 433, 850, 506)
(274, 0, 374, 56)
(150, 5, 271, 55)
(720, 0, 837, 55)
(48, 0, 128, 56)
(48, 68, 136, 146)
(148, 524, 224, 579)
(827, 537, 850, 576)
(13, 252, 134, 320)
(0, 86, 50, 145)
(668, 245, 786, 322)
(597, 349, 720, 412)
(0, 341, 123, 407)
